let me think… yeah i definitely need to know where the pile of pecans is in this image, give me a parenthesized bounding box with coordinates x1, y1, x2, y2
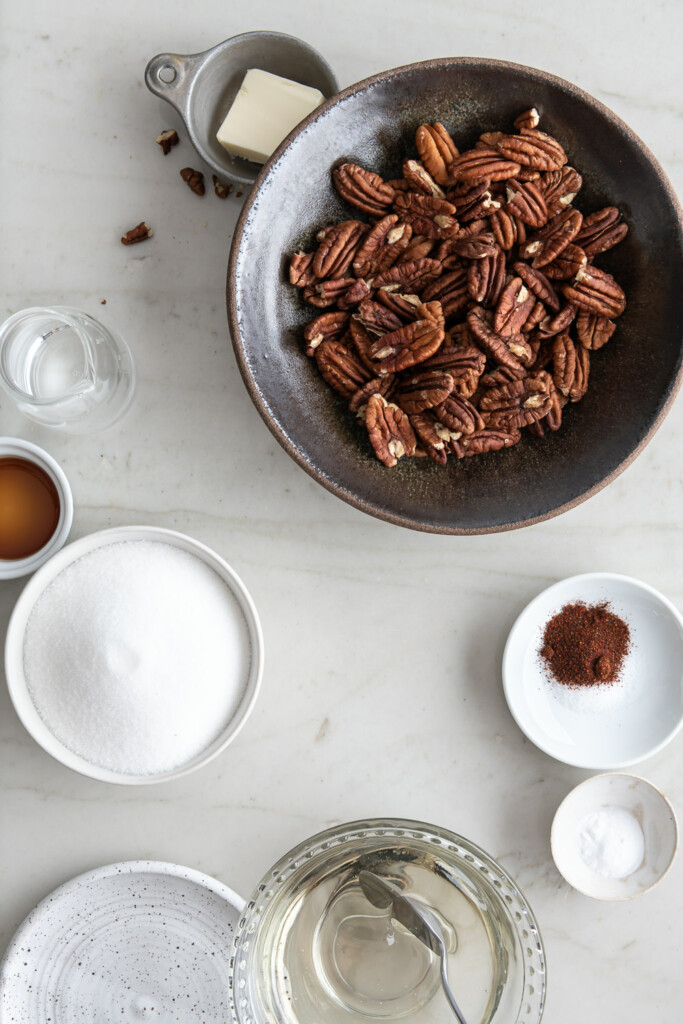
(288, 108, 628, 467)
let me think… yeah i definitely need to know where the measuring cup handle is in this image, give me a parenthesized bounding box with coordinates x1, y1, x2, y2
(144, 52, 202, 114)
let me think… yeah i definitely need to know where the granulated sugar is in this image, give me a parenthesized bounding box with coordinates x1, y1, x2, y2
(23, 540, 251, 776)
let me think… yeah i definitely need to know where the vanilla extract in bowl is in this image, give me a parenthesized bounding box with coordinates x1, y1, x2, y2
(0, 456, 60, 560)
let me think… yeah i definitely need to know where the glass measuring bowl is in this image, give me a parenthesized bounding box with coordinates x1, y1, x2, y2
(0, 306, 135, 433)
(231, 819, 545, 1024)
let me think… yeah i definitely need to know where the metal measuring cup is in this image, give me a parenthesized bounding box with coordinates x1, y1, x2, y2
(145, 31, 339, 188)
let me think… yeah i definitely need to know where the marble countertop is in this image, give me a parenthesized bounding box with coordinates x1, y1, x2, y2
(1, 1, 682, 1020)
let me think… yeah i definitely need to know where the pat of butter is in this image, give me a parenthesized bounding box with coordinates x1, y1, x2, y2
(216, 68, 324, 164)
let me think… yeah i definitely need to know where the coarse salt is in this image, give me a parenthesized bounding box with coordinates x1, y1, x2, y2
(578, 807, 645, 878)
(23, 540, 251, 776)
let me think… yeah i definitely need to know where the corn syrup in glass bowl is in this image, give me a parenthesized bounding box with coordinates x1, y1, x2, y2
(231, 819, 545, 1024)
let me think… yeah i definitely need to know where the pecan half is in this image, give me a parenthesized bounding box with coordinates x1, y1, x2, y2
(397, 235, 436, 264)
(289, 250, 316, 287)
(522, 301, 547, 333)
(540, 166, 582, 216)
(373, 258, 442, 294)
(434, 394, 484, 435)
(518, 208, 583, 268)
(354, 299, 403, 337)
(403, 159, 445, 198)
(397, 370, 454, 414)
(333, 163, 396, 217)
(376, 290, 424, 320)
(528, 387, 565, 435)
(313, 220, 368, 279)
(180, 167, 205, 195)
(449, 146, 521, 183)
(315, 339, 371, 397)
(415, 123, 459, 185)
(121, 221, 153, 245)
(421, 345, 485, 398)
(337, 277, 373, 310)
(448, 180, 501, 221)
(349, 376, 395, 417)
(537, 302, 577, 338)
(489, 208, 527, 250)
(349, 318, 382, 372)
(421, 268, 470, 318)
(561, 265, 626, 318)
(467, 306, 526, 372)
(569, 345, 590, 401)
(353, 215, 412, 278)
(575, 310, 616, 350)
(575, 207, 628, 257)
(480, 373, 553, 428)
(468, 248, 506, 306)
(457, 428, 522, 455)
(365, 395, 417, 466)
(478, 131, 505, 148)
(513, 108, 540, 131)
(494, 277, 536, 337)
(408, 412, 449, 464)
(554, 334, 590, 401)
(505, 181, 548, 228)
(447, 230, 498, 261)
(478, 363, 526, 389)
(541, 243, 588, 280)
(552, 332, 576, 397)
(513, 261, 561, 312)
(393, 191, 457, 238)
(303, 277, 356, 308)
(369, 306, 445, 375)
(303, 311, 350, 356)
(497, 127, 567, 171)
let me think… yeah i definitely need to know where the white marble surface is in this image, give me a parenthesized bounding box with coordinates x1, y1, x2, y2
(1, 1, 682, 1021)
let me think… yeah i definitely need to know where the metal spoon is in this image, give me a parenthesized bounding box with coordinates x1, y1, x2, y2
(358, 870, 469, 1024)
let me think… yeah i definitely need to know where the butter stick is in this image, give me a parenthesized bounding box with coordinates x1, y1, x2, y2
(216, 68, 324, 164)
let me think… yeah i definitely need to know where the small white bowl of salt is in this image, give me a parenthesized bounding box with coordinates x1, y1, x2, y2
(5, 526, 263, 784)
(551, 773, 678, 900)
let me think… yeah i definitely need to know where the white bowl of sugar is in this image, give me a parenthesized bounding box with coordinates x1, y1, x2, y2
(5, 526, 263, 784)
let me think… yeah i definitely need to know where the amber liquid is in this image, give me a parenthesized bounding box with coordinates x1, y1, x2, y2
(0, 457, 60, 559)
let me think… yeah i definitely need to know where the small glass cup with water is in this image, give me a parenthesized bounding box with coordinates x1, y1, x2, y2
(0, 306, 135, 433)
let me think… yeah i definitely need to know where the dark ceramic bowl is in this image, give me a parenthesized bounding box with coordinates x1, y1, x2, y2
(228, 57, 683, 534)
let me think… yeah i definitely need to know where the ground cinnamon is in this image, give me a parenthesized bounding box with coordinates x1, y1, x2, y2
(540, 601, 630, 687)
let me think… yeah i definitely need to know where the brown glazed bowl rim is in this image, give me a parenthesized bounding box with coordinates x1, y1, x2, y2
(227, 56, 683, 534)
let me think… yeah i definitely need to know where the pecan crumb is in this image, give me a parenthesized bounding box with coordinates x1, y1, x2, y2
(180, 167, 205, 196)
(121, 221, 153, 245)
(100, 299, 106, 305)
(156, 128, 179, 155)
(235, 190, 243, 198)
(593, 654, 613, 680)
(212, 174, 232, 199)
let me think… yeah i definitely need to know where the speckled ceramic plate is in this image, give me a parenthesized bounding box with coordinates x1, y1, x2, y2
(0, 861, 244, 1023)
(228, 57, 683, 534)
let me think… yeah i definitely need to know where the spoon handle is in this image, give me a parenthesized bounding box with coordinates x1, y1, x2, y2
(439, 951, 469, 1024)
